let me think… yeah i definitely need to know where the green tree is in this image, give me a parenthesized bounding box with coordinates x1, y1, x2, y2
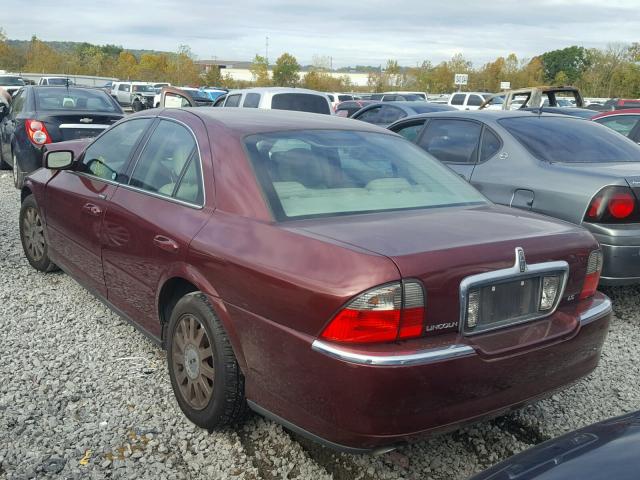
(272, 53, 300, 87)
(250, 54, 270, 86)
(203, 65, 222, 86)
(540, 46, 590, 84)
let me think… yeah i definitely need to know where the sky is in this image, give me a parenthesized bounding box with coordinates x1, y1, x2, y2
(2, 0, 639, 68)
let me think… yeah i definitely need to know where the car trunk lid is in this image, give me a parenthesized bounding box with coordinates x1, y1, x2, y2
(39, 111, 122, 142)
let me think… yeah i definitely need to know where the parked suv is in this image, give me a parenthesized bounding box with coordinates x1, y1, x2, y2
(111, 81, 156, 111)
(0, 75, 26, 96)
(221, 87, 331, 114)
(448, 92, 494, 110)
(38, 77, 75, 86)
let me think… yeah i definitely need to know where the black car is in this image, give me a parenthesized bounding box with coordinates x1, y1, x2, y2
(471, 411, 640, 480)
(351, 101, 456, 127)
(0, 86, 124, 188)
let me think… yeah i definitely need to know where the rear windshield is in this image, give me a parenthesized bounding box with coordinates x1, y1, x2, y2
(0, 76, 25, 86)
(270, 93, 331, 114)
(35, 88, 119, 112)
(244, 130, 487, 220)
(499, 116, 640, 163)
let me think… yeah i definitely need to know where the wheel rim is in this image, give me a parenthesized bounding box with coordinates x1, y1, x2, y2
(172, 314, 215, 410)
(22, 206, 45, 262)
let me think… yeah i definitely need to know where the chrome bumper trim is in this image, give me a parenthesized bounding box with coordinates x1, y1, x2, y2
(59, 124, 111, 129)
(311, 340, 475, 366)
(579, 297, 612, 327)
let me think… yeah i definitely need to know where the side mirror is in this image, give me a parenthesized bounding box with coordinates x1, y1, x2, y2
(45, 150, 74, 170)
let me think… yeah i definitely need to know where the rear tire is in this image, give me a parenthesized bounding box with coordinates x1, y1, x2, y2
(167, 293, 248, 430)
(19, 195, 58, 272)
(0, 148, 9, 170)
(13, 152, 24, 189)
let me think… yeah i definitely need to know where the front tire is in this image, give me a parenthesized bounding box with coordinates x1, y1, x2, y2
(131, 99, 144, 112)
(20, 195, 58, 272)
(167, 293, 248, 429)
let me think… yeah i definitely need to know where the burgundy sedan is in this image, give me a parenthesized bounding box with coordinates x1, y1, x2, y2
(19, 108, 611, 453)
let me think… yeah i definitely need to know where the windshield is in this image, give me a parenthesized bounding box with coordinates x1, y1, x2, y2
(244, 130, 487, 220)
(35, 87, 120, 112)
(0, 76, 25, 86)
(499, 116, 640, 163)
(133, 84, 155, 93)
(47, 78, 72, 85)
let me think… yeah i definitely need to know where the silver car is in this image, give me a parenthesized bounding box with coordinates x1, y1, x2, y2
(388, 110, 640, 285)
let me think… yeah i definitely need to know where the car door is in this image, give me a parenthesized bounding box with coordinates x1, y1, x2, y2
(1, 88, 26, 163)
(44, 118, 153, 296)
(415, 118, 482, 180)
(101, 117, 212, 337)
(465, 94, 484, 111)
(117, 84, 131, 105)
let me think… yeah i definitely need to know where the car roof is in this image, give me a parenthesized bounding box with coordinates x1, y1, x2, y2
(227, 87, 326, 95)
(593, 108, 640, 119)
(165, 108, 391, 137)
(391, 110, 579, 123)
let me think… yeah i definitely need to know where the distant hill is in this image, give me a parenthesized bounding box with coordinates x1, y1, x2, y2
(6, 39, 172, 58)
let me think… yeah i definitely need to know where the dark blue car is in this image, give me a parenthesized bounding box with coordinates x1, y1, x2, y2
(0, 86, 123, 188)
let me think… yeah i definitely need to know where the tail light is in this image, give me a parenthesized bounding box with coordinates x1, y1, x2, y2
(26, 120, 52, 146)
(580, 250, 603, 299)
(320, 281, 425, 344)
(584, 186, 639, 223)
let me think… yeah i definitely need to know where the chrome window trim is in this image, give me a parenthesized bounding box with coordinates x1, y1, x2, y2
(311, 340, 475, 366)
(459, 248, 570, 336)
(127, 116, 206, 208)
(59, 124, 111, 129)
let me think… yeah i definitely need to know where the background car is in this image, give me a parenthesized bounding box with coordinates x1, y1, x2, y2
(591, 98, 640, 111)
(200, 88, 227, 102)
(0, 85, 124, 187)
(21, 107, 609, 453)
(218, 87, 332, 114)
(154, 87, 216, 108)
(481, 86, 585, 111)
(38, 77, 75, 86)
(383, 90, 428, 100)
(471, 410, 640, 480)
(448, 91, 494, 110)
(334, 99, 377, 117)
(111, 81, 156, 111)
(592, 109, 640, 143)
(369, 93, 423, 101)
(388, 110, 640, 285)
(325, 92, 354, 111)
(351, 100, 455, 127)
(0, 74, 26, 96)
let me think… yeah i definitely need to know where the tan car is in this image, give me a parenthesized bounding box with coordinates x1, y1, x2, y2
(480, 86, 584, 110)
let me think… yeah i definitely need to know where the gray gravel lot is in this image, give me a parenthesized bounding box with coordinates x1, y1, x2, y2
(0, 171, 638, 480)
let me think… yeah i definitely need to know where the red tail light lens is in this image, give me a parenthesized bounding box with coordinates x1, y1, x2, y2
(580, 250, 603, 299)
(584, 186, 638, 223)
(26, 119, 52, 146)
(320, 281, 425, 344)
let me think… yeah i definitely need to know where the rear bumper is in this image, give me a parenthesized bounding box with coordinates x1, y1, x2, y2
(598, 243, 640, 285)
(241, 294, 611, 451)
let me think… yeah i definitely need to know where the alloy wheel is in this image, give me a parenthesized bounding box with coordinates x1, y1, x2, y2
(22, 206, 45, 262)
(171, 314, 215, 410)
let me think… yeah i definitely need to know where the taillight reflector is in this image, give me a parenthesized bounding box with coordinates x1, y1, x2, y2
(25, 119, 52, 145)
(580, 250, 603, 300)
(584, 186, 638, 223)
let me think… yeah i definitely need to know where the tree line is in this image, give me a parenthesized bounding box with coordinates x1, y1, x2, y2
(1, 28, 638, 97)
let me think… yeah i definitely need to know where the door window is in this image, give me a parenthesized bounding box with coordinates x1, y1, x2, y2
(418, 119, 482, 164)
(379, 105, 406, 124)
(450, 94, 466, 106)
(594, 115, 640, 138)
(479, 127, 502, 162)
(394, 122, 425, 142)
(129, 120, 203, 204)
(243, 93, 261, 108)
(356, 106, 383, 124)
(80, 118, 152, 182)
(225, 94, 241, 107)
(466, 95, 483, 107)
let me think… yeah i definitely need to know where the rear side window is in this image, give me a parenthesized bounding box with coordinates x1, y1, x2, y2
(379, 106, 406, 124)
(467, 95, 483, 106)
(356, 106, 382, 124)
(129, 120, 201, 203)
(80, 118, 152, 181)
(394, 122, 425, 142)
(243, 93, 261, 108)
(10, 89, 26, 115)
(419, 119, 482, 164)
(594, 115, 640, 138)
(225, 94, 241, 107)
(450, 94, 466, 106)
(271, 93, 331, 114)
(500, 116, 640, 163)
(326, 94, 335, 102)
(479, 128, 501, 162)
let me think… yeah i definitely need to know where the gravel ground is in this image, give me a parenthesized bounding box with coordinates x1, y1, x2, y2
(0, 171, 638, 480)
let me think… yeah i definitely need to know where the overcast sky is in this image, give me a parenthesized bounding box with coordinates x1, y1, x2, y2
(3, 0, 638, 67)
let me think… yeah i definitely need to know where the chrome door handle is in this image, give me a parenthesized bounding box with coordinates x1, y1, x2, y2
(153, 235, 179, 253)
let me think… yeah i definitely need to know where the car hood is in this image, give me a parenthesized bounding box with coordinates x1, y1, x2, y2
(471, 410, 640, 480)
